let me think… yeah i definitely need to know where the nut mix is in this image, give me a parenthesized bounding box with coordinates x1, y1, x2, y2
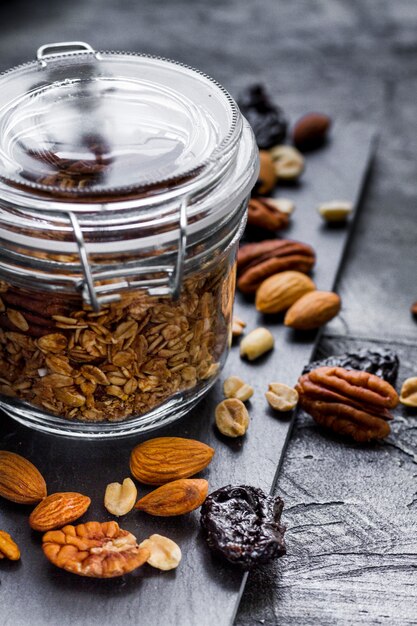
(29, 492, 91, 532)
(104, 478, 137, 517)
(135, 478, 209, 516)
(42, 521, 150, 578)
(0, 451, 47, 504)
(130, 437, 214, 485)
(239, 327, 274, 361)
(296, 366, 399, 442)
(200, 485, 286, 568)
(0, 256, 234, 423)
(247, 197, 289, 232)
(256, 271, 316, 314)
(223, 376, 254, 402)
(265, 383, 299, 412)
(139, 534, 182, 571)
(215, 398, 250, 437)
(237, 240, 316, 294)
(0, 530, 21, 561)
(284, 291, 341, 330)
(399, 377, 417, 407)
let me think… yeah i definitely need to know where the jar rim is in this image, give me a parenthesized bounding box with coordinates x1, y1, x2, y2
(0, 46, 241, 202)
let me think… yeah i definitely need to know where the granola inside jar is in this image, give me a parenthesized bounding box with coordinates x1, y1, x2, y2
(0, 43, 258, 437)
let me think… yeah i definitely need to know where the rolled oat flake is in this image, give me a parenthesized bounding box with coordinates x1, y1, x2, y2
(0, 42, 258, 437)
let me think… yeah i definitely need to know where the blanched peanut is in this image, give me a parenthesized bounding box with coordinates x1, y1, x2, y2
(265, 383, 299, 412)
(215, 398, 250, 437)
(317, 201, 353, 222)
(269, 145, 304, 180)
(223, 376, 254, 402)
(139, 534, 182, 571)
(104, 478, 137, 517)
(399, 377, 417, 407)
(240, 327, 274, 361)
(232, 316, 246, 338)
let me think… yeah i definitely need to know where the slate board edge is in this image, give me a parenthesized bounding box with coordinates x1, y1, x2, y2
(230, 125, 378, 626)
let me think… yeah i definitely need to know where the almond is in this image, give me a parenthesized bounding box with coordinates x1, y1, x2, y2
(256, 271, 316, 314)
(0, 451, 47, 504)
(135, 478, 208, 516)
(257, 150, 277, 194)
(284, 291, 341, 329)
(293, 112, 331, 151)
(130, 437, 214, 485)
(29, 492, 91, 531)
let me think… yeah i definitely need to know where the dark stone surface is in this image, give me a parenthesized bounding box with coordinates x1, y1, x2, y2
(0, 2, 416, 625)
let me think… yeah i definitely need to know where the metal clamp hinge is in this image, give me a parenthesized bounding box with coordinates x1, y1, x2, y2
(68, 197, 188, 312)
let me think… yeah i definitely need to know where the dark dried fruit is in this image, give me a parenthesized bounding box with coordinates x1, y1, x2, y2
(411, 301, 417, 319)
(238, 84, 287, 149)
(200, 485, 286, 568)
(303, 348, 399, 386)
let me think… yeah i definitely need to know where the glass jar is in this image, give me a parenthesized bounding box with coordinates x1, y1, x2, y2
(0, 42, 258, 438)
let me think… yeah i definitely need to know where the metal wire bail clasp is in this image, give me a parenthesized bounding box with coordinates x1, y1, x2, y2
(37, 42, 98, 67)
(68, 198, 189, 312)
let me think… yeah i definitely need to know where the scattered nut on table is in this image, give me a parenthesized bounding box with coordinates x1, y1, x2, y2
(139, 534, 182, 571)
(269, 145, 304, 180)
(270, 197, 295, 215)
(0, 530, 20, 561)
(215, 398, 250, 437)
(284, 291, 341, 330)
(317, 201, 353, 222)
(240, 327, 274, 361)
(232, 316, 246, 338)
(265, 383, 299, 411)
(293, 112, 331, 151)
(399, 377, 417, 407)
(247, 197, 289, 231)
(104, 478, 137, 517)
(223, 376, 254, 402)
(257, 150, 277, 194)
(256, 271, 316, 314)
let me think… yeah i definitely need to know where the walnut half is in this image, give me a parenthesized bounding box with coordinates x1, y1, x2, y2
(42, 521, 149, 577)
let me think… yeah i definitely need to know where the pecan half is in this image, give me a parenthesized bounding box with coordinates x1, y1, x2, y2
(237, 239, 315, 294)
(247, 197, 289, 232)
(42, 521, 149, 578)
(296, 366, 399, 442)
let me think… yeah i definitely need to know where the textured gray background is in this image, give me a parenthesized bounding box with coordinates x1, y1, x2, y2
(0, 1, 416, 624)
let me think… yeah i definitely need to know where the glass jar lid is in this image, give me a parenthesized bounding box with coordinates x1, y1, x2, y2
(0, 42, 240, 199)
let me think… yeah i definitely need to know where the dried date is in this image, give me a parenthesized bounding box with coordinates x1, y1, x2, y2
(200, 485, 286, 568)
(303, 348, 399, 386)
(238, 84, 287, 149)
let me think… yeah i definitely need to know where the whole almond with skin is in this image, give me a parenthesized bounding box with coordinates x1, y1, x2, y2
(293, 113, 331, 151)
(29, 492, 91, 531)
(256, 271, 316, 314)
(135, 479, 208, 516)
(130, 437, 214, 485)
(0, 451, 47, 504)
(284, 291, 341, 329)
